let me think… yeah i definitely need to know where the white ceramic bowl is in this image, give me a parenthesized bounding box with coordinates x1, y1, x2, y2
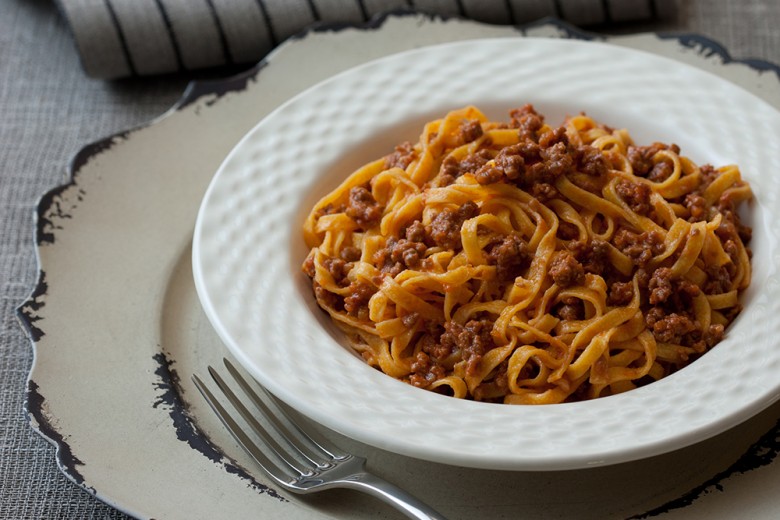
(193, 38, 780, 470)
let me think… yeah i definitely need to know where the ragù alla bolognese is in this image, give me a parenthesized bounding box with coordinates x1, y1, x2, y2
(302, 105, 752, 404)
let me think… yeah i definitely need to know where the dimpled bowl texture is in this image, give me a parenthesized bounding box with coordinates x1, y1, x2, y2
(193, 38, 780, 470)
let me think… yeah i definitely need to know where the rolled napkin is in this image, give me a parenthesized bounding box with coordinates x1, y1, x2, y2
(58, 0, 677, 79)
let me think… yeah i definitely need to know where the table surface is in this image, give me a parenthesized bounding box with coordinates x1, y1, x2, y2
(2, 1, 780, 518)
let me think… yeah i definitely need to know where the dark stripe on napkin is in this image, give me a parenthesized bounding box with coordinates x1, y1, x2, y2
(58, 0, 677, 79)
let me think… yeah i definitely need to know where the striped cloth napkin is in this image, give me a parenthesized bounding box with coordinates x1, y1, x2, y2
(58, 0, 677, 79)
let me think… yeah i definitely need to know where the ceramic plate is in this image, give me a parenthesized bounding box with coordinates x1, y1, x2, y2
(193, 37, 780, 471)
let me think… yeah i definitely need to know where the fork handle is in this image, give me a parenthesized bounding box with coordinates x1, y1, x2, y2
(341, 472, 449, 520)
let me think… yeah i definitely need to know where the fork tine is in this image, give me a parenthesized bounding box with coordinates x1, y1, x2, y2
(191, 373, 296, 485)
(223, 358, 349, 462)
(204, 366, 320, 476)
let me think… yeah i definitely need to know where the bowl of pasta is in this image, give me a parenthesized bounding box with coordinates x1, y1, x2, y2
(193, 38, 780, 470)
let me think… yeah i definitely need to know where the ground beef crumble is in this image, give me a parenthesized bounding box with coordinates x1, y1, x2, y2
(384, 141, 416, 170)
(473, 114, 610, 194)
(409, 351, 446, 388)
(345, 185, 383, 228)
(440, 149, 493, 185)
(576, 144, 610, 177)
(647, 310, 698, 345)
(616, 179, 653, 216)
(426, 201, 479, 250)
(371, 220, 431, 276)
(627, 142, 679, 179)
(510, 103, 545, 139)
(570, 239, 610, 276)
(608, 281, 634, 306)
(322, 257, 350, 285)
(548, 250, 585, 288)
(613, 228, 664, 267)
(648, 267, 701, 306)
(409, 318, 499, 389)
(343, 282, 375, 316)
(555, 297, 584, 321)
(440, 319, 496, 377)
(458, 119, 484, 144)
(486, 234, 530, 282)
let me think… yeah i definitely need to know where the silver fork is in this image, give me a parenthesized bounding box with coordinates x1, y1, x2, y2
(192, 358, 448, 520)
